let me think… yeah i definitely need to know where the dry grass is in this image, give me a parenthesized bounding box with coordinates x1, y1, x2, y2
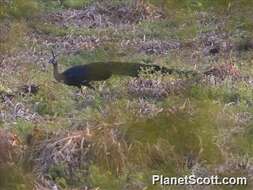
(0, 129, 21, 164)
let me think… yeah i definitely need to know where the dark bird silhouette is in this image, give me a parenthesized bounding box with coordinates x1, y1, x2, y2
(49, 50, 197, 90)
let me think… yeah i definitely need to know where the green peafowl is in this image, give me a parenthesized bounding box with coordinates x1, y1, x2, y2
(49, 50, 197, 90)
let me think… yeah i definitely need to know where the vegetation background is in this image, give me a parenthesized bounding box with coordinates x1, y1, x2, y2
(0, 0, 253, 189)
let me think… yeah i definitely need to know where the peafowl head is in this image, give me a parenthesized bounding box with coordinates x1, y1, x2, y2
(48, 50, 58, 66)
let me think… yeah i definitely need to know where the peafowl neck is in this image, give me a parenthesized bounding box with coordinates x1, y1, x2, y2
(53, 64, 64, 82)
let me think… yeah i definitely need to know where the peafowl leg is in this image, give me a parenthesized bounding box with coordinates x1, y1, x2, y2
(77, 85, 84, 95)
(80, 87, 85, 95)
(81, 81, 95, 90)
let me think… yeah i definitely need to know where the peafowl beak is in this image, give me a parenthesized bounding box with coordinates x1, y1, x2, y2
(48, 58, 56, 65)
(49, 49, 57, 65)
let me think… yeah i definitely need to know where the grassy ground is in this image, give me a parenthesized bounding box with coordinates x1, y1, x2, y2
(0, 0, 253, 189)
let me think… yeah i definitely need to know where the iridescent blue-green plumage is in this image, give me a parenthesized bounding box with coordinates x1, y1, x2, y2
(50, 59, 196, 89)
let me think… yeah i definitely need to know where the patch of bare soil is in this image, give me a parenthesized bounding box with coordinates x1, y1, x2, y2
(119, 39, 182, 55)
(1, 48, 48, 72)
(137, 40, 181, 55)
(215, 156, 253, 181)
(1, 33, 102, 73)
(195, 12, 253, 57)
(28, 33, 102, 54)
(128, 78, 186, 99)
(43, 1, 164, 28)
(0, 98, 42, 123)
(0, 85, 42, 123)
(194, 12, 232, 56)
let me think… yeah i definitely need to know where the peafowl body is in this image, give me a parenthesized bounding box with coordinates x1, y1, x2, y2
(49, 51, 196, 89)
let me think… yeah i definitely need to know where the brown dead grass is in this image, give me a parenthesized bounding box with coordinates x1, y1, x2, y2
(0, 129, 22, 164)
